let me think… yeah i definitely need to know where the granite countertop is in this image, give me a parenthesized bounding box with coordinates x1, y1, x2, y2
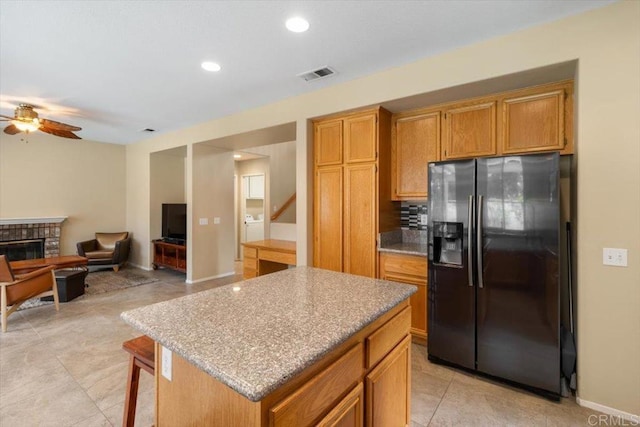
(378, 229, 428, 257)
(120, 266, 416, 402)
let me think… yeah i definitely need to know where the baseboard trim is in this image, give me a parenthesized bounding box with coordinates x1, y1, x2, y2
(186, 271, 235, 284)
(128, 263, 152, 271)
(576, 397, 640, 423)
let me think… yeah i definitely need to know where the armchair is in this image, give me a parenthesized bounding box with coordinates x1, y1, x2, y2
(0, 255, 59, 333)
(77, 232, 131, 272)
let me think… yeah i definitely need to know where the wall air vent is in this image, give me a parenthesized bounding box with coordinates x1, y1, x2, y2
(297, 66, 337, 82)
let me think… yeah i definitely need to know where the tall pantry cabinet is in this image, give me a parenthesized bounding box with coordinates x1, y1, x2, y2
(313, 107, 395, 278)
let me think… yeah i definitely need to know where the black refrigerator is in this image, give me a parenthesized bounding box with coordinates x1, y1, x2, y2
(427, 152, 561, 397)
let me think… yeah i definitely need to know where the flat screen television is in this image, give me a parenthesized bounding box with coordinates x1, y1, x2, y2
(162, 203, 187, 243)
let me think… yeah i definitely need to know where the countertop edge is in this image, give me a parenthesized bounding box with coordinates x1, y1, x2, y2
(378, 247, 428, 257)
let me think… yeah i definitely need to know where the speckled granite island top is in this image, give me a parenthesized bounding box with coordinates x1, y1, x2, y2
(121, 266, 416, 402)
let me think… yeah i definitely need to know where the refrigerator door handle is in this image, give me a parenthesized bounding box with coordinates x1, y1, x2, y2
(477, 194, 484, 288)
(468, 194, 474, 287)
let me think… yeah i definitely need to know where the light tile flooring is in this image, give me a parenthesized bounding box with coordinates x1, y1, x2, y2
(0, 266, 600, 426)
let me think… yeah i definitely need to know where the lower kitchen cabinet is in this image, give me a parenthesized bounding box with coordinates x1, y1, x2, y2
(316, 383, 364, 427)
(379, 252, 428, 344)
(366, 336, 411, 427)
(269, 302, 411, 427)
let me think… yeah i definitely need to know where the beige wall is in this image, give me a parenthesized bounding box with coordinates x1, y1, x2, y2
(125, 1, 640, 415)
(191, 144, 235, 281)
(150, 151, 186, 243)
(0, 133, 126, 255)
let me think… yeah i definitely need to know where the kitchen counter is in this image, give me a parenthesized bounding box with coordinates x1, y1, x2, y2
(378, 229, 428, 257)
(120, 266, 416, 403)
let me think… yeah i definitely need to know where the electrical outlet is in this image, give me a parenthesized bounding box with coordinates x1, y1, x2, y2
(199, 218, 208, 225)
(419, 214, 428, 225)
(603, 248, 628, 267)
(161, 346, 172, 381)
(213, 217, 221, 224)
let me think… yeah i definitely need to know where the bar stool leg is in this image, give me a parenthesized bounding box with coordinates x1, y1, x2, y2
(123, 355, 141, 427)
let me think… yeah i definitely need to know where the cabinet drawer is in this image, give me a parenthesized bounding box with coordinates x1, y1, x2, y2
(381, 253, 427, 278)
(243, 268, 257, 279)
(316, 382, 363, 427)
(366, 306, 411, 369)
(260, 249, 296, 265)
(270, 344, 363, 427)
(243, 246, 257, 259)
(243, 257, 258, 270)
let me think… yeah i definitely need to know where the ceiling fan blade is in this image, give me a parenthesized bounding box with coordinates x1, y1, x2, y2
(40, 118, 81, 131)
(3, 124, 21, 135)
(0, 114, 15, 121)
(40, 125, 81, 139)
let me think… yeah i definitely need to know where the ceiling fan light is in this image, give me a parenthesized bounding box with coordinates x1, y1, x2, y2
(12, 119, 40, 133)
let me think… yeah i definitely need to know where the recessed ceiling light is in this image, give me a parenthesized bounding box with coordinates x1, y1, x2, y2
(233, 154, 242, 159)
(201, 61, 221, 72)
(286, 17, 309, 33)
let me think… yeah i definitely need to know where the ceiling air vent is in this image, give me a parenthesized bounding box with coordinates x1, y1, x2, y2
(297, 66, 337, 82)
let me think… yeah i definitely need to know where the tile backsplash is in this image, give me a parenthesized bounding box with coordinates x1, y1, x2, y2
(401, 202, 428, 230)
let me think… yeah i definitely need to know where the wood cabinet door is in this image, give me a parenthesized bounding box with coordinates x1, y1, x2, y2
(392, 112, 440, 200)
(344, 164, 377, 278)
(314, 166, 344, 272)
(365, 336, 410, 427)
(344, 113, 377, 164)
(443, 101, 496, 159)
(316, 383, 364, 427)
(502, 89, 565, 154)
(315, 120, 343, 166)
(385, 274, 427, 341)
(379, 253, 428, 342)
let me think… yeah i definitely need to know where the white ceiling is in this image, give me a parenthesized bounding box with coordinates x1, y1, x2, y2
(0, 0, 613, 145)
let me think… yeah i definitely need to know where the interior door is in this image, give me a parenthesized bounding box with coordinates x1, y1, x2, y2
(476, 154, 560, 393)
(427, 159, 476, 369)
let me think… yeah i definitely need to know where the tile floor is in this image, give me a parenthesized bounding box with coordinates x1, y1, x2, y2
(0, 266, 600, 426)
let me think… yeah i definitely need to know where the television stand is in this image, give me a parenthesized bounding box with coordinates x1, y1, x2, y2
(152, 239, 186, 273)
(163, 237, 185, 245)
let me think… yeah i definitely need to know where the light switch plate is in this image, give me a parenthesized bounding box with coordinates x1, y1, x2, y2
(199, 218, 208, 225)
(603, 248, 628, 267)
(213, 217, 221, 224)
(419, 214, 428, 225)
(161, 346, 172, 381)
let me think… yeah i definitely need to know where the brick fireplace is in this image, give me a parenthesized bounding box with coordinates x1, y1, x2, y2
(0, 217, 67, 259)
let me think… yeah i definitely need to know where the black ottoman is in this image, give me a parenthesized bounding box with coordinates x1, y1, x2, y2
(43, 269, 87, 302)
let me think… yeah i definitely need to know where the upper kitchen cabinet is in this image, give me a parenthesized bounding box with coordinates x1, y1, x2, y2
(313, 107, 394, 278)
(245, 174, 265, 199)
(442, 101, 497, 160)
(344, 112, 378, 163)
(501, 82, 573, 155)
(315, 119, 343, 166)
(391, 111, 440, 200)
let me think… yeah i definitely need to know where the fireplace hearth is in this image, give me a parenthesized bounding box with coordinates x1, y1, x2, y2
(0, 217, 67, 259)
(0, 239, 45, 261)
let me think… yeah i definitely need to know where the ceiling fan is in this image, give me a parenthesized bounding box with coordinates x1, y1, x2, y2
(0, 104, 82, 139)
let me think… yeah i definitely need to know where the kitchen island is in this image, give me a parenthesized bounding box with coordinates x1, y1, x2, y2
(121, 266, 416, 427)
